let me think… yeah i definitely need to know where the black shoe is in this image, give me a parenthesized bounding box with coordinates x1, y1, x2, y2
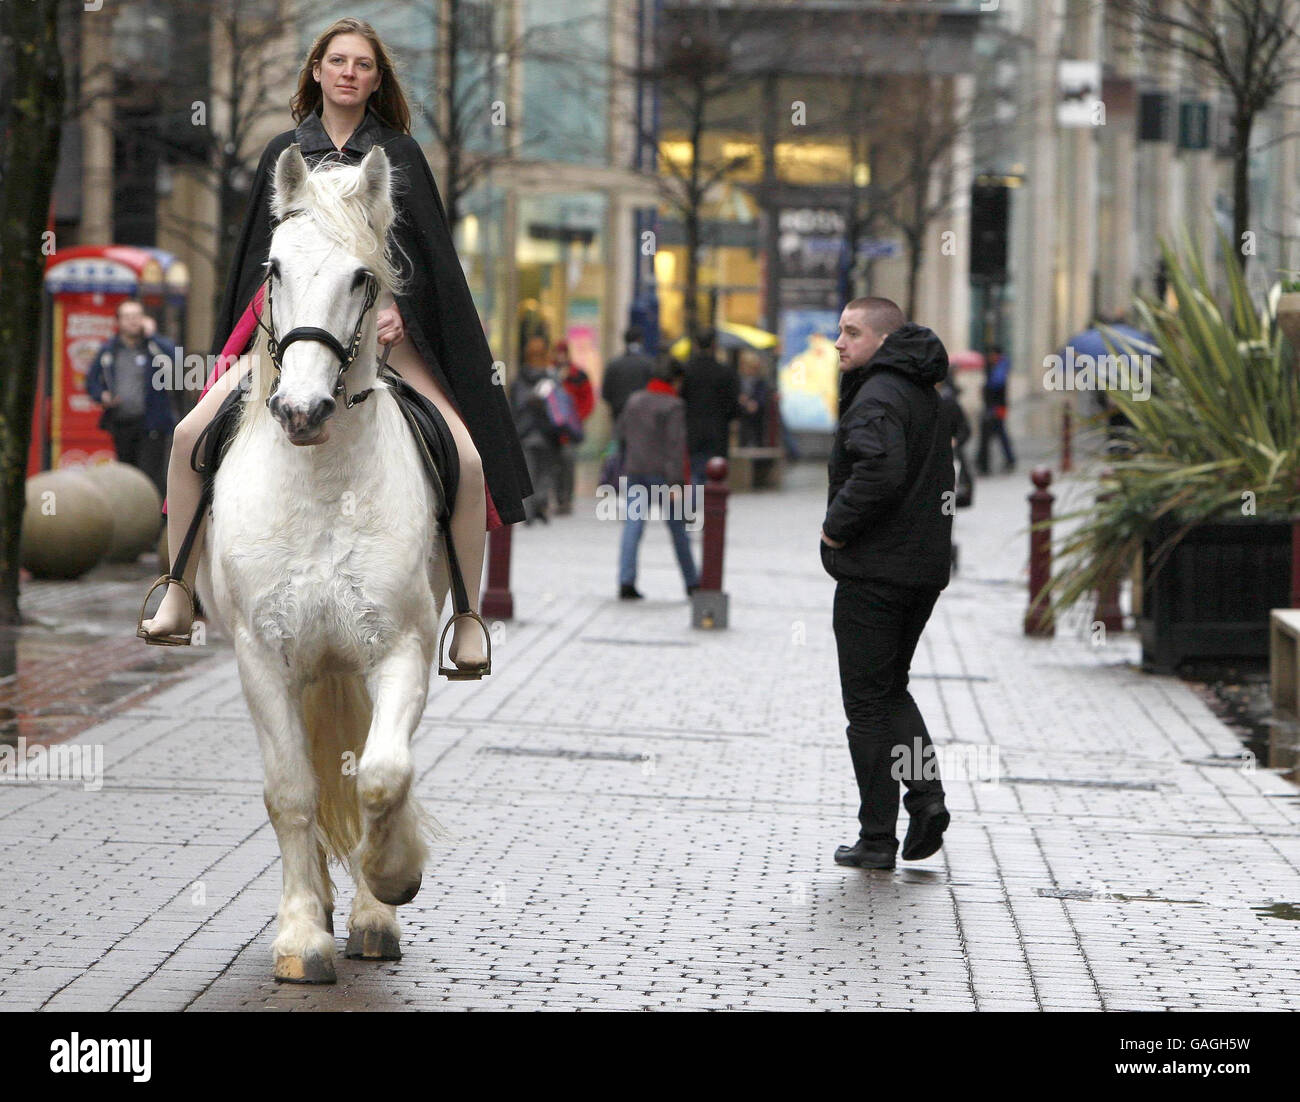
(833, 838, 897, 869)
(619, 584, 644, 600)
(686, 584, 699, 596)
(901, 800, 950, 861)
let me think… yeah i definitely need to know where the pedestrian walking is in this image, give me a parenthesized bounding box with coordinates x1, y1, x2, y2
(85, 298, 178, 498)
(136, 15, 533, 676)
(820, 296, 954, 870)
(681, 328, 739, 486)
(553, 339, 594, 515)
(601, 324, 655, 422)
(938, 375, 973, 575)
(976, 344, 1016, 475)
(736, 349, 771, 447)
(513, 335, 562, 524)
(615, 358, 699, 600)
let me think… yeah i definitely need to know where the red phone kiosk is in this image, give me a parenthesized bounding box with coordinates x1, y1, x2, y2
(35, 245, 189, 475)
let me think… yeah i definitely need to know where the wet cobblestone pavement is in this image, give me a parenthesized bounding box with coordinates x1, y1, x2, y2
(2, 461, 1298, 1011)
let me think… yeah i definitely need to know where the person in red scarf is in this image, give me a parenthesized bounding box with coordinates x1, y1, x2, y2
(614, 358, 699, 599)
(553, 339, 594, 514)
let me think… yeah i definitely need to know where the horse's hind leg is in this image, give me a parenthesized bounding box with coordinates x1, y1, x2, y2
(236, 639, 337, 983)
(357, 634, 430, 906)
(345, 853, 401, 960)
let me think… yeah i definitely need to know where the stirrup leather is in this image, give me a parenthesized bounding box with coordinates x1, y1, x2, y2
(136, 574, 197, 647)
(437, 611, 491, 680)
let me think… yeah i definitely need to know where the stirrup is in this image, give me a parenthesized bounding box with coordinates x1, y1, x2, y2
(136, 574, 197, 647)
(437, 611, 491, 681)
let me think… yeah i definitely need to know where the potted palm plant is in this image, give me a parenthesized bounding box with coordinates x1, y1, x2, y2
(1045, 236, 1300, 673)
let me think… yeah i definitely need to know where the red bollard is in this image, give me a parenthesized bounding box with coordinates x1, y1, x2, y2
(480, 523, 514, 621)
(1093, 469, 1124, 632)
(1061, 403, 1073, 474)
(1024, 466, 1055, 637)
(692, 456, 729, 629)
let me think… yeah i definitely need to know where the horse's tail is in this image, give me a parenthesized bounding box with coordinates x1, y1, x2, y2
(302, 672, 447, 871)
(302, 672, 371, 866)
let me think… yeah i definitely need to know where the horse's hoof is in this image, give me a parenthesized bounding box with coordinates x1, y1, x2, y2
(274, 953, 337, 984)
(371, 872, 421, 907)
(324, 909, 334, 937)
(345, 928, 402, 961)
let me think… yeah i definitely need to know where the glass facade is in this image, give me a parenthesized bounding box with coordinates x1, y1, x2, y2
(515, 191, 608, 381)
(521, 0, 610, 165)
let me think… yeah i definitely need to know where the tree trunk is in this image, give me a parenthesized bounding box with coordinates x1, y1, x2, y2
(1234, 109, 1253, 267)
(905, 232, 922, 321)
(684, 208, 700, 344)
(0, 0, 65, 624)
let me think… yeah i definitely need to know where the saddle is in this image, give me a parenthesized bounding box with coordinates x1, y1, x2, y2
(153, 364, 482, 674)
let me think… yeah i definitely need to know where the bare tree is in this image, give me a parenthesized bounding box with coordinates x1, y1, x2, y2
(404, 0, 591, 231)
(1110, 0, 1300, 260)
(874, 73, 983, 319)
(0, 0, 66, 624)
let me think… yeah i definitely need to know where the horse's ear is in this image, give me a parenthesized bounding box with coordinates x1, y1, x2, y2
(357, 146, 392, 218)
(272, 144, 309, 222)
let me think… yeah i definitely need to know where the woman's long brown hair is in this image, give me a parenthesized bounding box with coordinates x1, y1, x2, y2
(290, 17, 411, 135)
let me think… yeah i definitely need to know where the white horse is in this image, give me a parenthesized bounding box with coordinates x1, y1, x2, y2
(199, 144, 445, 984)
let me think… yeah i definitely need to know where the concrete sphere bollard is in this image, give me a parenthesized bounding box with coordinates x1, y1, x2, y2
(75, 461, 163, 562)
(20, 469, 114, 579)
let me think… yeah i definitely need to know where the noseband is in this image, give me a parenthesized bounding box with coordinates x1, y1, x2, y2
(257, 265, 382, 410)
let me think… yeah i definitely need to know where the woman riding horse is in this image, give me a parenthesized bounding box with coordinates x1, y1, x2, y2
(137, 16, 532, 677)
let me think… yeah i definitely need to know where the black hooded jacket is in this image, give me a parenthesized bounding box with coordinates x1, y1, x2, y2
(211, 106, 533, 524)
(821, 323, 954, 590)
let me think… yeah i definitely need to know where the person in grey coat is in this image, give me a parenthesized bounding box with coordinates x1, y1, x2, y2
(614, 358, 700, 600)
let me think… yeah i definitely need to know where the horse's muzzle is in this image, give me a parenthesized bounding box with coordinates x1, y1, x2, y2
(270, 393, 336, 445)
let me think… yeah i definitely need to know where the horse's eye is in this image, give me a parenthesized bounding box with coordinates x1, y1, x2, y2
(352, 269, 374, 291)
(266, 259, 281, 280)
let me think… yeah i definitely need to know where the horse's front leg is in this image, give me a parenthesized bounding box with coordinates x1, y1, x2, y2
(357, 633, 430, 906)
(235, 637, 337, 984)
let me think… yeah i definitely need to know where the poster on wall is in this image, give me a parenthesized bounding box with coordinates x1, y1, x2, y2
(778, 308, 841, 432)
(774, 205, 848, 432)
(52, 294, 120, 468)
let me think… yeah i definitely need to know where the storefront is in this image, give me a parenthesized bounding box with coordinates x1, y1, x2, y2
(514, 191, 609, 386)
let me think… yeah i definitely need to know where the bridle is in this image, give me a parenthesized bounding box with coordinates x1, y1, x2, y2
(255, 253, 385, 410)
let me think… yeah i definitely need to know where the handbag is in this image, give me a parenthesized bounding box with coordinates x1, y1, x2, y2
(543, 382, 584, 444)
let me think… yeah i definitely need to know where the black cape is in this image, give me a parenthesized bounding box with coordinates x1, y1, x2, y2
(211, 105, 533, 524)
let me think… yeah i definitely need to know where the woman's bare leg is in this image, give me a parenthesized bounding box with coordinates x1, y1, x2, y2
(385, 343, 488, 668)
(140, 364, 249, 639)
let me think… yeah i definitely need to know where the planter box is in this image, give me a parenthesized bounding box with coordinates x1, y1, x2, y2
(1138, 514, 1292, 673)
(1277, 292, 1300, 353)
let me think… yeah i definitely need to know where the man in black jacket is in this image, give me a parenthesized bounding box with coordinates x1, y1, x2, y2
(820, 297, 954, 870)
(681, 328, 740, 484)
(602, 324, 655, 422)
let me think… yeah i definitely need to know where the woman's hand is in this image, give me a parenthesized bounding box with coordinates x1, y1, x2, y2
(376, 304, 405, 348)
(821, 528, 845, 549)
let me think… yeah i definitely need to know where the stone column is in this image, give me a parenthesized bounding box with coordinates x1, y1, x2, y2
(80, 11, 114, 244)
(1011, 0, 1061, 436)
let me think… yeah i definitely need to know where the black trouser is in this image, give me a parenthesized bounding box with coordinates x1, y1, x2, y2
(522, 440, 559, 521)
(832, 576, 945, 845)
(107, 415, 169, 499)
(976, 409, 1015, 473)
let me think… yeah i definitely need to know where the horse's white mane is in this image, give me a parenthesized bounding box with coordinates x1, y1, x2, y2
(274, 158, 407, 295)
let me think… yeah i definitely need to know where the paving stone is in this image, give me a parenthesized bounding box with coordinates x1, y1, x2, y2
(1, 458, 1297, 1011)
